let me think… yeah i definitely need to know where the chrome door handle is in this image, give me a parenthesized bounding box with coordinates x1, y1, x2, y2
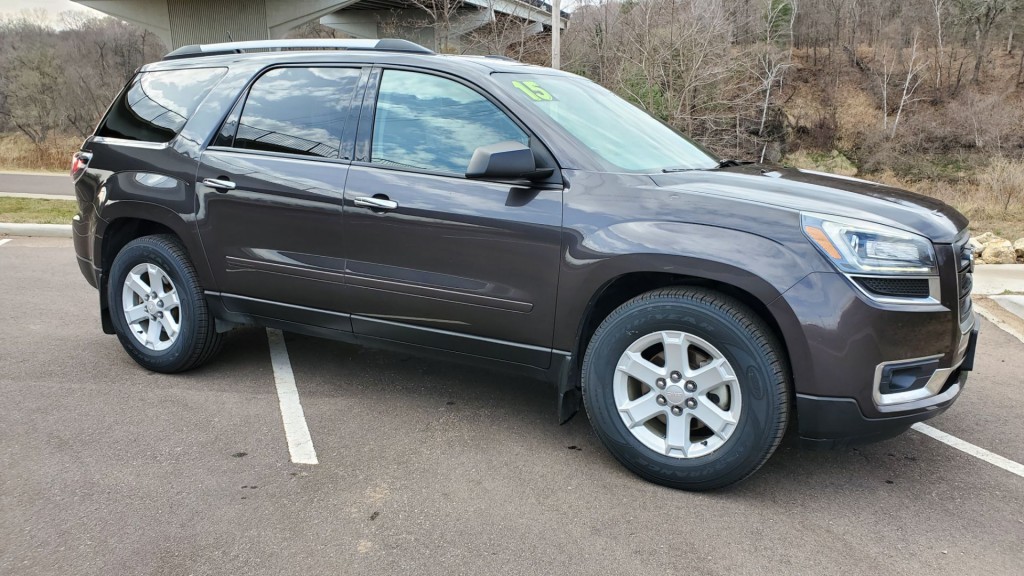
(202, 178, 236, 191)
(353, 196, 398, 210)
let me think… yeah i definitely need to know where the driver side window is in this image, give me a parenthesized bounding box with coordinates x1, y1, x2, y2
(371, 70, 528, 175)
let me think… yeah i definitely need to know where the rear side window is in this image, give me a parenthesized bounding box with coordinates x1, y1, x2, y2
(97, 68, 226, 143)
(232, 67, 362, 159)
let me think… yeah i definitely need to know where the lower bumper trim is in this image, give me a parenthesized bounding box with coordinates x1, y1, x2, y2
(797, 369, 968, 450)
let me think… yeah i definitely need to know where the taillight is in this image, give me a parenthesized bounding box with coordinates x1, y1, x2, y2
(70, 151, 92, 182)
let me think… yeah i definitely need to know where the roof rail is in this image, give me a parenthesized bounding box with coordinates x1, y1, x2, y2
(162, 38, 433, 61)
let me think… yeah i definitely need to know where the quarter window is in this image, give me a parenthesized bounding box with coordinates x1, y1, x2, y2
(371, 70, 528, 175)
(233, 67, 361, 159)
(97, 67, 226, 143)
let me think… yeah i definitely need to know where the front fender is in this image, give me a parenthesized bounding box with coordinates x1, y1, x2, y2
(554, 220, 825, 394)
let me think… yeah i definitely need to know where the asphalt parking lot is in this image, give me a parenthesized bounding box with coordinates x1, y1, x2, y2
(2, 237, 1023, 575)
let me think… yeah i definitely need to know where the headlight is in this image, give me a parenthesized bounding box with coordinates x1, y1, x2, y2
(801, 213, 937, 275)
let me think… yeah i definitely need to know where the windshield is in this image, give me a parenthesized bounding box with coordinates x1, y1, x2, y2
(495, 73, 718, 173)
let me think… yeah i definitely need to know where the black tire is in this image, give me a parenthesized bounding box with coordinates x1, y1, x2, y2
(581, 287, 790, 491)
(108, 234, 222, 373)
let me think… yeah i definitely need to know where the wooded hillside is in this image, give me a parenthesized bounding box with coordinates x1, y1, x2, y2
(1, 2, 1022, 235)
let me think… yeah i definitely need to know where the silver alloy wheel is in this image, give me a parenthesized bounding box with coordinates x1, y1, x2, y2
(121, 263, 182, 351)
(613, 331, 742, 458)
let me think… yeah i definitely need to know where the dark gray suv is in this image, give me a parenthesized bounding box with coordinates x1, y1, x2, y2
(71, 39, 978, 490)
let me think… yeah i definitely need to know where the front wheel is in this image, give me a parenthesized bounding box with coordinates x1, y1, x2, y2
(108, 234, 222, 373)
(582, 287, 790, 490)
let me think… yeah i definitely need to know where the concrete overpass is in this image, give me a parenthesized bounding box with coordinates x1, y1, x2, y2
(73, 0, 567, 50)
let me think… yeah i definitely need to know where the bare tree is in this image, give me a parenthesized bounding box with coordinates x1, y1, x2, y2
(754, 0, 796, 160)
(406, 0, 464, 52)
(932, 0, 949, 97)
(0, 10, 162, 143)
(876, 45, 898, 133)
(956, 0, 1022, 83)
(890, 33, 929, 138)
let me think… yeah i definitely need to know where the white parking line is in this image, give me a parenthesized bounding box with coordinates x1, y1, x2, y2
(912, 423, 1024, 478)
(0, 239, 11, 247)
(266, 328, 318, 465)
(975, 302, 1024, 346)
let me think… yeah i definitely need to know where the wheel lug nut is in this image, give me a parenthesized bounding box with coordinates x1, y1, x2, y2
(656, 395, 668, 406)
(684, 381, 697, 392)
(671, 406, 683, 416)
(685, 398, 697, 409)
(157, 300, 163, 308)
(655, 378, 666, 389)
(670, 371, 682, 382)
(157, 311, 164, 319)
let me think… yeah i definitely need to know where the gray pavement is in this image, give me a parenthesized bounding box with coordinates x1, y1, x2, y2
(1, 238, 1023, 576)
(973, 264, 1024, 295)
(991, 295, 1024, 320)
(0, 172, 72, 197)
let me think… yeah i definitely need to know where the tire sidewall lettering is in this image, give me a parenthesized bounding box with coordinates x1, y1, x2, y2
(110, 242, 193, 365)
(583, 293, 786, 488)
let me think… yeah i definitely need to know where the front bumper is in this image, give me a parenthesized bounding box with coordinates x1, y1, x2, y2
(793, 305, 977, 447)
(771, 241, 976, 446)
(797, 356, 971, 449)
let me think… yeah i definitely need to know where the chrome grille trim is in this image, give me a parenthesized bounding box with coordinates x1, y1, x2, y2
(954, 231, 974, 334)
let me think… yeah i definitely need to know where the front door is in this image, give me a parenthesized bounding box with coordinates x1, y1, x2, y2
(196, 65, 364, 321)
(342, 69, 563, 368)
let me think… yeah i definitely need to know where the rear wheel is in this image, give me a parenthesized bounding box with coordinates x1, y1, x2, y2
(582, 287, 790, 490)
(108, 234, 222, 373)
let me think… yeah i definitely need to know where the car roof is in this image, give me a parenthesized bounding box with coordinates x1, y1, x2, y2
(140, 49, 571, 80)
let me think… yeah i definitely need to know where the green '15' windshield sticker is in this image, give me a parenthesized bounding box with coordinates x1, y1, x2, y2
(512, 80, 556, 101)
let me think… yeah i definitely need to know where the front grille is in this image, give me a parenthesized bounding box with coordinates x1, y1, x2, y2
(955, 233, 974, 329)
(856, 277, 931, 298)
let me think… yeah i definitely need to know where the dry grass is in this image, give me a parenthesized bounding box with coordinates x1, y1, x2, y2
(833, 86, 879, 150)
(784, 149, 858, 176)
(976, 157, 1024, 213)
(0, 197, 78, 224)
(0, 133, 79, 173)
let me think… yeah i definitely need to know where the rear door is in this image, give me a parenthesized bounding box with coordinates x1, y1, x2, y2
(341, 68, 564, 368)
(196, 65, 365, 323)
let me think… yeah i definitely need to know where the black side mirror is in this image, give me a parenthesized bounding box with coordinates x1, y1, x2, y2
(465, 141, 554, 181)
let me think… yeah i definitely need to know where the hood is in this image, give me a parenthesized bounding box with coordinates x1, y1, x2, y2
(651, 165, 968, 243)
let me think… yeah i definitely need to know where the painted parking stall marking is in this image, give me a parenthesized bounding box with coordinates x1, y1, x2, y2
(266, 328, 318, 465)
(0, 239, 11, 247)
(975, 301, 1024, 346)
(912, 422, 1024, 479)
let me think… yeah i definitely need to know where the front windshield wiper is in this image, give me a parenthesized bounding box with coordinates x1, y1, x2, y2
(661, 159, 753, 173)
(716, 158, 753, 168)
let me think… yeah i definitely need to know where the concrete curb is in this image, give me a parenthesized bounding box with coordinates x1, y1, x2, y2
(0, 223, 73, 238)
(0, 170, 65, 177)
(972, 264, 1024, 295)
(0, 192, 76, 200)
(975, 300, 1024, 346)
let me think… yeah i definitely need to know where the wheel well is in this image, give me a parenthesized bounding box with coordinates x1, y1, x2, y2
(100, 218, 177, 273)
(575, 272, 789, 375)
(96, 218, 181, 335)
